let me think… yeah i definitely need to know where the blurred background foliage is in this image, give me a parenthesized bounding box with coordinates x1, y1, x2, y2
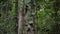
(0, 0, 60, 34)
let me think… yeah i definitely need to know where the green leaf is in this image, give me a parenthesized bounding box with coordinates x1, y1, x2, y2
(25, 0, 31, 4)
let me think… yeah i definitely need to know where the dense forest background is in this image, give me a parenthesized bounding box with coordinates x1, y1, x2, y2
(0, 0, 60, 34)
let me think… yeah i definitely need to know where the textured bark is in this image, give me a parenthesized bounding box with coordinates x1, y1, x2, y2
(18, 0, 24, 34)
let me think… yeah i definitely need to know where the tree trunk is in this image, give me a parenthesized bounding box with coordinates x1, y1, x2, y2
(18, 0, 24, 34)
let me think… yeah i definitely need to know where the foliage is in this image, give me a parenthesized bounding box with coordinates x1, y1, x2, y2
(0, 0, 60, 34)
(0, 0, 17, 34)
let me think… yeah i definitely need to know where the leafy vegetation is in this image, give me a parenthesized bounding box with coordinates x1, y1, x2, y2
(0, 0, 60, 34)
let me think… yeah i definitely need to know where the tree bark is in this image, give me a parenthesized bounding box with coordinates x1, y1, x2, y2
(18, 0, 24, 34)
